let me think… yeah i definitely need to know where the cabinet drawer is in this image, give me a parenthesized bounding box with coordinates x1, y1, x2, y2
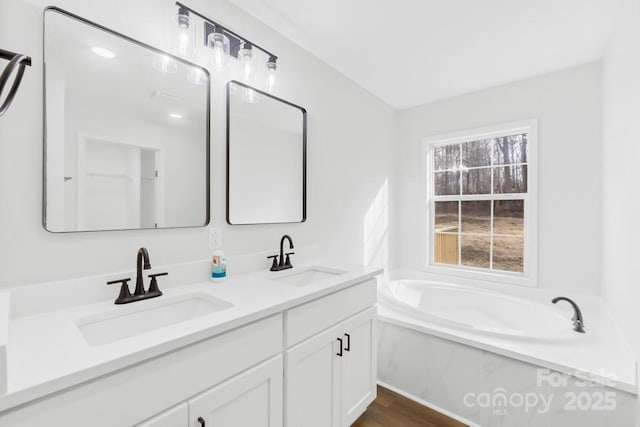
(0, 315, 283, 427)
(285, 280, 376, 347)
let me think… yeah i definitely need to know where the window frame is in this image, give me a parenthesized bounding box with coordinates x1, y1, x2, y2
(423, 119, 538, 287)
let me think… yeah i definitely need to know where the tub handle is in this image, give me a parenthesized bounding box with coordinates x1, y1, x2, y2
(344, 333, 351, 352)
(336, 337, 343, 357)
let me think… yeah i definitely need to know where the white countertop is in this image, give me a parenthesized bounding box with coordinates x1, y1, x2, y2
(0, 261, 382, 413)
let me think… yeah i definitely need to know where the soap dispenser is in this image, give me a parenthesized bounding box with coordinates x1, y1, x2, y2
(211, 250, 227, 280)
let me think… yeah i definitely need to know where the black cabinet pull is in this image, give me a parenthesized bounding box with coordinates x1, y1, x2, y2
(336, 337, 343, 357)
(197, 417, 206, 427)
(344, 333, 351, 352)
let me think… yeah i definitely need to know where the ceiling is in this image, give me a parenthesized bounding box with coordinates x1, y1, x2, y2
(229, 0, 620, 109)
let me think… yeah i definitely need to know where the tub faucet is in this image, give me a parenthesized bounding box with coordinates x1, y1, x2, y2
(552, 296, 585, 333)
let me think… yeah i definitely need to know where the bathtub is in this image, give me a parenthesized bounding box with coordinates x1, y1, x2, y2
(376, 278, 638, 426)
(378, 280, 574, 340)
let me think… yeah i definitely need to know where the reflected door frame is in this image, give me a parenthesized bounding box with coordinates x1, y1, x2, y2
(76, 132, 166, 231)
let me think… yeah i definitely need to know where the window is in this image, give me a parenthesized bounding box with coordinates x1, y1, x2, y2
(425, 121, 537, 286)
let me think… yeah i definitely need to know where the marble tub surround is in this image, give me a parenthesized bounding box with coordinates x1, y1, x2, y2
(0, 251, 380, 413)
(378, 321, 637, 427)
(379, 273, 637, 395)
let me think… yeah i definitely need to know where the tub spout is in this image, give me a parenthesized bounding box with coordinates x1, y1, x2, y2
(552, 296, 585, 333)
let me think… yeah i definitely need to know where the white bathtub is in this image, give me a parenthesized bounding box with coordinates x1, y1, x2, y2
(379, 280, 578, 340)
(376, 278, 638, 426)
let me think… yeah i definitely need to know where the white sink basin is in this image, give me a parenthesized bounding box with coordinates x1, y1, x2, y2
(273, 266, 346, 286)
(77, 293, 233, 346)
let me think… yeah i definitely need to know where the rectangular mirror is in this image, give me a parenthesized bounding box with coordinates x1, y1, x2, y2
(226, 81, 306, 225)
(43, 8, 210, 232)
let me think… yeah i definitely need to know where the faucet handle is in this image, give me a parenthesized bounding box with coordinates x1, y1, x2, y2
(148, 272, 168, 278)
(107, 278, 131, 285)
(284, 252, 295, 268)
(147, 272, 167, 297)
(267, 255, 279, 271)
(107, 278, 133, 305)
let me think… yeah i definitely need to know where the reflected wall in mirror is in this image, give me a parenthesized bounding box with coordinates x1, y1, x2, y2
(227, 81, 306, 225)
(43, 8, 210, 232)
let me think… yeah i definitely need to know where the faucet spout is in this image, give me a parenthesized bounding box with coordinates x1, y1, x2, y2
(552, 296, 585, 333)
(135, 247, 151, 296)
(279, 235, 294, 267)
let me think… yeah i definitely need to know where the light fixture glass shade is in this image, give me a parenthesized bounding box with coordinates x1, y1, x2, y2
(207, 31, 230, 70)
(238, 43, 254, 82)
(266, 57, 277, 93)
(152, 53, 178, 74)
(171, 9, 196, 60)
(207, 28, 230, 70)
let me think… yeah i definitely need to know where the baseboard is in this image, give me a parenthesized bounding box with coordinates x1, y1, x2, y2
(377, 380, 480, 427)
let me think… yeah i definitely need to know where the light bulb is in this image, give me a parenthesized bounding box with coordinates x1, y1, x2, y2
(212, 40, 223, 68)
(171, 7, 195, 60)
(207, 29, 229, 71)
(266, 56, 277, 93)
(239, 43, 253, 82)
(153, 53, 178, 74)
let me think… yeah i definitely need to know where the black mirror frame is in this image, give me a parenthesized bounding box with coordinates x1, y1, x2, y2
(226, 80, 307, 225)
(42, 7, 211, 233)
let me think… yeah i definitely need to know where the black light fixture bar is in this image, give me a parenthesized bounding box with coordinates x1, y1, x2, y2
(0, 49, 32, 67)
(175, 2, 278, 61)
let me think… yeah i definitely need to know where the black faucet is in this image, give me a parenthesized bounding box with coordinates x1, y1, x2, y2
(135, 247, 151, 297)
(107, 247, 167, 304)
(268, 235, 295, 271)
(552, 296, 585, 333)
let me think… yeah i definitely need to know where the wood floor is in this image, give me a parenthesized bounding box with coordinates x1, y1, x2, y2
(353, 386, 467, 427)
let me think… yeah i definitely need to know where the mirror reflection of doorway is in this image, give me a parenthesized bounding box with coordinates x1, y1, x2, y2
(76, 137, 162, 230)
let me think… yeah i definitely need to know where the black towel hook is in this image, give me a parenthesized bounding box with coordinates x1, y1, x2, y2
(0, 48, 32, 118)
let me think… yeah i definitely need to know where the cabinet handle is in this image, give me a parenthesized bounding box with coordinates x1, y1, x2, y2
(197, 417, 206, 427)
(344, 333, 351, 351)
(336, 337, 343, 357)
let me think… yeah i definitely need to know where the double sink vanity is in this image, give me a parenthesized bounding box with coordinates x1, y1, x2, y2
(0, 252, 381, 426)
(1, 6, 380, 426)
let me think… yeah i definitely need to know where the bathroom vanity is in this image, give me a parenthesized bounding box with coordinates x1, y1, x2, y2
(0, 262, 380, 427)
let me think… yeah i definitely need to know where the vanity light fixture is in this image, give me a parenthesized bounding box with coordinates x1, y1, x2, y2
(91, 46, 115, 58)
(171, 5, 196, 60)
(169, 112, 183, 119)
(266, 55, 277, 93)
(239, 42, 253, 82)
(173, 2, 279, 92)
(207, 26, 229, 70)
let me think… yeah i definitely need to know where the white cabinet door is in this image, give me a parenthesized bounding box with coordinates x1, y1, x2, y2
(188, 355, 283, 427)
(285, 323, 342, 427)
(137, 403, 188, 427)
(340, 307, 377, 426)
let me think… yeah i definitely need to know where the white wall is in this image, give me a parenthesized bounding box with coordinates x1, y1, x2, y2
(395, 63, 603, 295)
(0, 0, 395, 287)
(601, 0, 640, 357)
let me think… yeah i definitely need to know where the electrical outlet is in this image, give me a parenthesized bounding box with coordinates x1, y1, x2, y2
(209, 227, 222, 249)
